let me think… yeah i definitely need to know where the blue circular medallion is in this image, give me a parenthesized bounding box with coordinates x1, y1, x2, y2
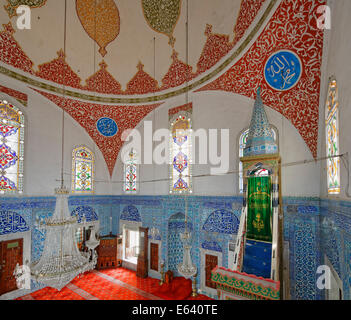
(264, 50, 302, 91)
(96, 117, 118, 137)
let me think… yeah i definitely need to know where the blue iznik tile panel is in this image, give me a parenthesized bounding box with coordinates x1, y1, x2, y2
(2, 194, 351, 300)
(283, 197, 322, 300)
(320, 198, 351, 300)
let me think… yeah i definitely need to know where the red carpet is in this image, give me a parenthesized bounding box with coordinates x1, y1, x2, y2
(16, 267, 213, 301)
(154, 277, 192, 300)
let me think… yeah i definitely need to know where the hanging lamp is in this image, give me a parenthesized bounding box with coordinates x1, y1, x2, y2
(30, 0, 96, 290)
(177, 0, 197, 280)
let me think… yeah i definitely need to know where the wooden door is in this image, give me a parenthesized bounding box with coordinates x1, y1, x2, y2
(150, 243, 159, 271)
(136, 227, 148, 278)
(0, 238, 23, 295)
(205, 254, 218, 289)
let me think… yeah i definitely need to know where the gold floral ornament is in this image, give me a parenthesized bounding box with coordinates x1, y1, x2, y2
(252, 212, 264, 233)
(4, 0, 47, 18)
(76, 0, 120, 57)
(142, 0, 181, 47)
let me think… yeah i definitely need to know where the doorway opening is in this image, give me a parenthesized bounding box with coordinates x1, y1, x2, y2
(124, 229, 140, 264)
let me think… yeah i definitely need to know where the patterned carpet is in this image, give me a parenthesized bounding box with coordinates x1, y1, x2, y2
(16, 267, 213, 300)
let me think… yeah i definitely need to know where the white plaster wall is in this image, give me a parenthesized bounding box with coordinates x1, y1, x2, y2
(0, 71, 320, 197)
(319, 0, 351, 200)
(113, 91, 320, 197)
(0, 75, 111, 196)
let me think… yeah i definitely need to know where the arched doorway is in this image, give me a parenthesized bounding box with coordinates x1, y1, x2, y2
(167, 212, 192, 276)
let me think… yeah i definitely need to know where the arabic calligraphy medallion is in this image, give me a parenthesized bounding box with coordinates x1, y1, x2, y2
(96, 117, 118, 137)
(264, 50, 302, 91)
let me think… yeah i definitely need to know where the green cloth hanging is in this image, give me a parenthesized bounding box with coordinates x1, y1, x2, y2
(246, 176, 272, 242)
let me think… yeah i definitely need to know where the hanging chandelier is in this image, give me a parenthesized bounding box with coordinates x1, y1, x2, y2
(30, 0, 96, 291)
(177, 195, 197, 279)
(177, 0, 197, 280)
(31, 187, 97, 290)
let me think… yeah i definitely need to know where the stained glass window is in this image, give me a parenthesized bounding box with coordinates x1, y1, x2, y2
(325, 78, 340, 195)
(170, 112, 192, 193)
(239, 127, 277, 193)
(0, 100, 24, 194)
(124, 148, 138, 193)
(72, 146, 94, 193)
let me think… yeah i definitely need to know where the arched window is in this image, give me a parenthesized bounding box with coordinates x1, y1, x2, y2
(0, 99, 24, 194)
(72, 146, 94, 193)
(124, 148, 138, 193)
(325, 78, 340, 195)
(238, 126, 277, 193)
(170, 111, 192, 194)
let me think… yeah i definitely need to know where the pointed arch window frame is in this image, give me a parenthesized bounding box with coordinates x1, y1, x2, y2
(0, 98, 25, 195)
(123, 148, 139, 194)
(238, 125, 278, 194)
(169, 110, 193, 194)
(71, 145, 95, 194)
(325, 77, 340, 195)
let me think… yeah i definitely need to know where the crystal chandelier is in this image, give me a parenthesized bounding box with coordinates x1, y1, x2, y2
(30, 187, 97, 291)
(30, 0, 96, 290)
(177, 0, 197, 280)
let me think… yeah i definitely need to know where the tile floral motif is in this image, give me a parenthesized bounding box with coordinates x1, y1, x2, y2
(196, 0, 325, 158)
(0, 210, 29, 235)
(71, 206, 98, 223)
(35, 49, 83, 89)
(76, 0, 120, 57)
(202, 209, 239, 234)
(32, 88, 162, 176)
(120, 205, 141, 222)
(201, 240, 222, 252)
(0, 23, 34, 74)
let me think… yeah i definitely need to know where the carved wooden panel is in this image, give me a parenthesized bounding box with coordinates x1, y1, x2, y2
(0, 238, 23, 295)
(150, 243, 159, 271)
(205, 254, 218, 289)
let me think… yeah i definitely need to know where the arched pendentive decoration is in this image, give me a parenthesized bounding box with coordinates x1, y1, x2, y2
(0, 210, 29, 235)
(202, 209, 239, 234)
(120, 205, 141, 222)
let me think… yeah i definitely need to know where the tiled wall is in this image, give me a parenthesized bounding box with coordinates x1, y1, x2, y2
(320, 198, 351, 300)
(1, 195, 350, 300)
